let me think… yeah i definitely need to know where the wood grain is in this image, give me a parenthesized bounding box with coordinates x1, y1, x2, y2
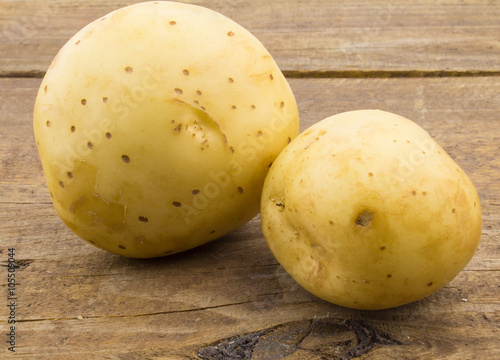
(1, 0, 500, 77)
(0, 77, 499, 359)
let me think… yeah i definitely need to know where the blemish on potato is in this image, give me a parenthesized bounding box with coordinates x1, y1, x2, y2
(192, 189, 200, 195)
(183, 69, 189, 76)
(270, 74, 274, 80)
(280, 101, 285, 108)
(59, 181, 64, 188)
(87, 141, 93, 150)
(169, 20, 176, 25)
(118, 245, 126, 250)
(257, 131, 263, 137)
(138, 216, 149, 223)
(427, 281, 433, 287)
(452, 208, 456, 213)
(69, 195, 86, 213)
(422, 191, 427, 195)
(44, 85, 48, 93)
(380, 246, 386, 251)
(106, 132, 112, 139)
(174, 88, 183, 95)
(412, 190, 417, 195)
(229, 146, 234, 153)
(209, 230, 216, 234)
(172, 201, 182, 207)
(228, 77, 234, 83)
(71, 126, 76, 132)
(227, 31, 235, 36)
(125, 66, 133, 73)
(103, 97, 108, 103)
(136, 236, 145, 245)
(231, 105, 237, 110)
(251, 104, 256, 110)
(75, 40, 80, 45)
(81, 99, 87, 105)
(46, 121, 51, 127)
(237, 186, 243, 193)
(67, 172, 73, 179)
(387, 274, 392, 278)
(329, 220, 334, 225)
(121, 155, 130, 163)
(368, 172, 374, 177)
(287, 137, 291, 144)
(196, 90, 202, 96)
(355, 210, 373, 227)
(393, 139, 397, 143)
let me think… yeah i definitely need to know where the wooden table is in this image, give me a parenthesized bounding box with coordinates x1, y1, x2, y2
(1, 1, 499, 359)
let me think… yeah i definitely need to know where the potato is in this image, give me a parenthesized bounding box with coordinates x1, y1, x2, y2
(33, 1, 299, 258)
(261, 110, 481, 310)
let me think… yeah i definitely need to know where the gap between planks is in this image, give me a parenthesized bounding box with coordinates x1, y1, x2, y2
(1, 69, 500, 79)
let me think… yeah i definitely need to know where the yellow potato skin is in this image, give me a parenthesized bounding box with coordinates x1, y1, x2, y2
(261, 110, 482, 310)
(34, 2, 299, 258)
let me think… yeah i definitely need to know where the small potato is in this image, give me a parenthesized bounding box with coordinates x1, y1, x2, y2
(34, 2, 299, 258)
(261, 110, 481, 310)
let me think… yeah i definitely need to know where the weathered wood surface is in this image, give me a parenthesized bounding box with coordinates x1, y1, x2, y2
(1, 77, 499, 359)
(1, 0, 500, 77)
(1, 0, 500, 358)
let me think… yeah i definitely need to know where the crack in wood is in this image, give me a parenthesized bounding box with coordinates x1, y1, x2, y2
(341, 320, 403, 360)
(197, 318, 403, 360)
(0, 258, 34, 268)
(5, 300, 256, 324)
(197, 328, 274, 360)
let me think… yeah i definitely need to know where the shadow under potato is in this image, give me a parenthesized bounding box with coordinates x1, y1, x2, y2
(101, 215, 272, 271)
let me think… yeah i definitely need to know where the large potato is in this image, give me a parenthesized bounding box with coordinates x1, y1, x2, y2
(34, 1, 299, 258)
(261, 110, 481, 310)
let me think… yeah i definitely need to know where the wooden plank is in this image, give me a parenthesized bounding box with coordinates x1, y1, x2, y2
(1, 0, 500, 76)
(0, 76, 499, 358)
(3, 76, 500, 205)
(1, 206, 499, 359)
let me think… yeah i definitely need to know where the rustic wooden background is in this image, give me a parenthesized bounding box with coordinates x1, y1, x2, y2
(1, 1, 499, 359)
